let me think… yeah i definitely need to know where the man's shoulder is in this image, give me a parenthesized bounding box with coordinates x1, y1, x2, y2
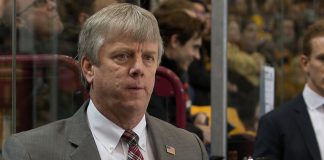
(147, 115, 208, 159)
(2, 118, 75, 160)
(7, 118, 70, 146)
(262, 94, 304, 121)
(147, 115, 197, 139)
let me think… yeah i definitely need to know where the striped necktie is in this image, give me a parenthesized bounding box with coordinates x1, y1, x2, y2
(121, 130, 144, 160)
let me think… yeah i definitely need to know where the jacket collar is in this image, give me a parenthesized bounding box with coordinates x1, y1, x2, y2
(65, 101, 179, 160)
(66, 100, 101, 160)
(146, 114, 176, 160)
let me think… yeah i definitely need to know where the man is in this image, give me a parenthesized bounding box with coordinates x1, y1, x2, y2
(253, 20, 324, 160)
(188, 0, 211, 106)
(148, 4, 211, 151)
(3, 3, 208, 160)
(0, 0, 66, 127)
(58, 0, 122, 57)
(1, 0, 63, 53)
(148, 1, 204, 136)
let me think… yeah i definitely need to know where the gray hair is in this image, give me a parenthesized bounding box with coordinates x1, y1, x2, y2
(78, 3, 163, 90)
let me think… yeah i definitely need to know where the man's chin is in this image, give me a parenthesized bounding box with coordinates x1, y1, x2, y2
(122, 100, 148, 111)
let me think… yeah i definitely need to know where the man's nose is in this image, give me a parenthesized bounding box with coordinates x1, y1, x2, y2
(129, 56, 144, 77)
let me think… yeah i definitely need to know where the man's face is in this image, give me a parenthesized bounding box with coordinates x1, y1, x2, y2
(18, 0, 63, 38)
(301, 36, 324, 97)
(173, 36, 202, 71)
(86, 39, 159, 116)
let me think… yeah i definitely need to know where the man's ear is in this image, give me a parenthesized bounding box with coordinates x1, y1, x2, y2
(300, 54, 309, 74)
(81, 57, 95, 85)
(78, 12, 90, 27)
(170, 34, 179, 48)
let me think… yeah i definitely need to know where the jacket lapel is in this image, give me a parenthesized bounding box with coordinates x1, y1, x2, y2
(70, 135, 101, 160)
(293, 95, 321, 160)
(146, 114, 175, 160)
(66, 101, 101, 160)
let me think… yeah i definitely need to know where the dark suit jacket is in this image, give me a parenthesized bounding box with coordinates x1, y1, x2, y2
(3, 101, 208, 160)
(253, 94, 322, 160)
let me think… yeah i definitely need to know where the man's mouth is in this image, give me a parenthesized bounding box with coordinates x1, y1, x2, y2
(127, 85, 145, 90)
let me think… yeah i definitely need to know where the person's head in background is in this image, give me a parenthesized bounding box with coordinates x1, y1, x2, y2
(228, 16, 241, 45)
(78, 3, 163, 128)
(59, 0, 122, 28)
(229, 0, 248, 18)
(190, 0, 210, 40)
(57, 0, 124, 56)
(301, 20, 324, 97)
(240, 18, 260, 54)
(153, 0, 194, 13)
(282, 17, 298, 53)
(3, 0, 63, 40)
(155, 7, 204, 71)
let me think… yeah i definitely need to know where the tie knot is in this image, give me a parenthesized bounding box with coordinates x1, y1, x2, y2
(122, 130, 139, 146)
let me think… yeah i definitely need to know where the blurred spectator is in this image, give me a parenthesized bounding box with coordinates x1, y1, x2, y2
(227, 18, 261, 138)
(154, 6, 203, 90)
(229, 0, 248, 22)
(148, 3, 208, 144)
(188, 0, 212, 106)
(255, 0, 280, 32)
(1, 0, 63, 54)
(273, 17, 304, 105)
(0, 0, 83, 128)
(153, 0, 193, 14)
(93, 0, 120, 11)
(240, 18, 265, 67)
(58, 0, 95, 57)
(227, 16, 259, 127)
(273, 17, 299, 63)
(227, 18, 262, 88)
(58, 0, 120, 57)
(191, 0, 210, 39)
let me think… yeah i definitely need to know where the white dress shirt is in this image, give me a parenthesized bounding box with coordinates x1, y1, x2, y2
(303, 85, 324, 159)
(87, 100, 154, 160)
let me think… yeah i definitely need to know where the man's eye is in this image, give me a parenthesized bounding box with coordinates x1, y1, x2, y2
(114, 54, 130, 62)
(317, 56, 324, 61)
(143, 55, 155, 62)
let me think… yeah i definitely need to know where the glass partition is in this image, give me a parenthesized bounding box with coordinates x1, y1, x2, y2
(225, 0, 323, 159)
(0, 0, 132, 153)
(0, 0, 13, 151)
(0, 0, 89, 150)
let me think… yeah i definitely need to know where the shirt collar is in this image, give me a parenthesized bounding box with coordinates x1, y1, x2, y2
(303, 85, 324, 110)
(132, 113, 147, 151)
(87, 100, 147, 153)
